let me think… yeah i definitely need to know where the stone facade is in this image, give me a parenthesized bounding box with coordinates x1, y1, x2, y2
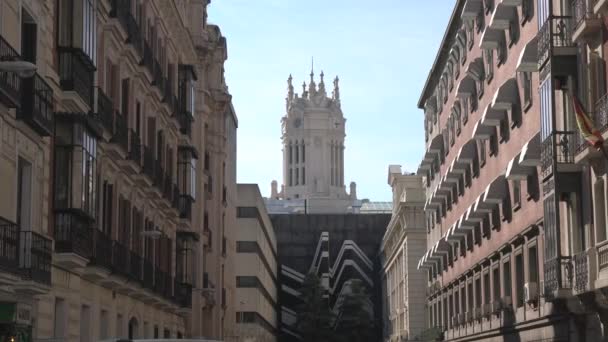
(235, 184, 278, 342)
(270, 70, 358, 214)
(379, 166, 427, 341)
(0, 0, 236, 340)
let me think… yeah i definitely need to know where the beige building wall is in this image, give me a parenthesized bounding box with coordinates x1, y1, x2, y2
(380, 166, 427, 342)
(236, 184, 278, 342)
(0, 0, 237, 341)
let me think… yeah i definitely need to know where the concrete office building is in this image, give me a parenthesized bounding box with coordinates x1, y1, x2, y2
(235, 184, 278, 342)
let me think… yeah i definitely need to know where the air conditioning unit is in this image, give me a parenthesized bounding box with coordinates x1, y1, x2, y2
(524, 282, 538, 303)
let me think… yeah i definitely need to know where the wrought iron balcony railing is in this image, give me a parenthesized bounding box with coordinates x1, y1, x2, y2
(94, 87, 114, 134)
(541, 131, 580, 178)
(19, 231, 52, 285)
(0, 35, 22, 108)
(58, 47, 94, 107)
(573, 250, 590, 294)
(0, 218, 19, 275)
(128, 129, 142, 165)
(18, 73, 54, 136)
(90, 228, 112, 270)
(54, 211, 94, 259)
(538, 16, 574, 69)
(111, 112, 129, 153)
(143, 145, 155, 180)
(598, 241, 608, 273)
(544, 256, 573, 299)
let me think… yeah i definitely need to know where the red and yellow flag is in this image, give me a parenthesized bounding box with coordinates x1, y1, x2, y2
(572, 93, 604, 148)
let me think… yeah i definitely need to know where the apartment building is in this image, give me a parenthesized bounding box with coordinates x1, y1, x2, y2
(0, 0, 236, 340)
(415, 0, 575, 340)
(235, 184, 278, 342)
(379, 166, 427, 341)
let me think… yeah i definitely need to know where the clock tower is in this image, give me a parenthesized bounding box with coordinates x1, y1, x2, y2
(274, 69, 355, 201)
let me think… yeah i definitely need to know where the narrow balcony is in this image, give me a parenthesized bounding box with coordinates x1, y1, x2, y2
(128, 129, 142, 166)
(83, 228, 113, 281)
(0, 218, 20, 284)
(54, 211, 93, 270)
(17, 73, 54, 136)
(58, 47, 95, 108)
(110, 112, 129, 155)
(541, 131, 581, 179)
(544, 256, 573, 300)
(0, 35, 22, 108)
(573, 248, 596, 295)
(94, 87, 114, 135)
(17, 231, 52, 294)
(537, 16, 576, 70)
(573, 0, 602, 42)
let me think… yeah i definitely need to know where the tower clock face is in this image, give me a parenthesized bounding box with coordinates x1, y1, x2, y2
(293, 118, 302, 128)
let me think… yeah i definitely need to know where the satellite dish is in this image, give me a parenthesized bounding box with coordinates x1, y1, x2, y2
(0, 60, 37, 78)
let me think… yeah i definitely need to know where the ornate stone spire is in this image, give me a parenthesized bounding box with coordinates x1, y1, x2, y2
(308, 69, 317, 96)
(302, 81, 308, 98)
(318, 70, 326, 95)
(287, 74, 294, 101)
(333, 76, 340, 103)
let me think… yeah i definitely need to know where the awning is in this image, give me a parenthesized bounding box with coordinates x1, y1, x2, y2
(498, 0, 523, 6)
(517, 36, 539, 72)
(458, 211, 477, 231)
(472, 121, 496, 139)
(456, 139, 478, 165)
(480, 104, 507, 127)
(428, 133, 445, 156)
(447, 223, 468, 244)
(518, 132, 541, 166)
(479, 27, 504, 49)
(506, 151, 536, 180)
(457, 76, 477, 97)
(462, 0, 483, 19)
(483, 174, 508, 204)
(489, 3, 518, 30)
(466, 58, 485, 81)
(474, 191, 496, 213)
(491, 78, 519, 111)
(445, 159, 462, 182)
(417, 163, 431, 175)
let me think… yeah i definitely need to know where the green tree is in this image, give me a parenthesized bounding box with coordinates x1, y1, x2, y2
(334, 280, 375, 342)
(296, 273, 336, 342)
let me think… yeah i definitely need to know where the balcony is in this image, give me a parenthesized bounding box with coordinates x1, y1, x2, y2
(544, 256, 573, 300)
(58, 47, 95, 108)
(573, 0, 602, 42)
(127, 129, 142, 167)
(94, 87, 114, 135)
(17, 231, 52, 294)
(0, 218, 19, 283)
(597, 240, 608, 281)
(54, 211, 93, 270)
(83, 229, 112, 281)
(0, 35, 21, 108)
(537, 16, 576, 70)
(573, 248, 596, 294)
(541, 131, 581, 179)
(17, 73, 54, 136)
(109, 112, 129, 155)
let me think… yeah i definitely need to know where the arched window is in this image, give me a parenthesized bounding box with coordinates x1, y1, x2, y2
(128, 317, 139, 339)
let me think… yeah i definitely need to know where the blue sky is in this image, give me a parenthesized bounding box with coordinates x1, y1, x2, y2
(209, 0, 454, 201)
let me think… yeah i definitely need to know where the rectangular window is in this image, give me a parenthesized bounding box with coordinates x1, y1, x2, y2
(454, 289, 460, 314)
(503, 259, 512, 300)
(478, 140, 486, 167)
(178, 147, 197, 200)
(80, 305, 91, 342)
(53, 298, 66, 338)
(302, 167, 305, 185)
(17, 157, 33, 230)
(522, 71, 532, 110)
(484, 49, 494, 82)
(515, 253, 525, 307)
(154, 325, 159, 339)
(492, 266, 500, 301)
(100, 310, 108, 340)
(483, 271, 491, 305)
(295, 168, 299, 185)
(21, 11, 37, 64)
(540, 77, 554, 141)
(57, 0, 97, 63)
(116, 313, 123, 338)
(475, 277, 481, 310)
(529, 245, 539, 284)
(460, 286, 466, 315)
(467, 282, 474, 313)
(513, 181, 521, 210)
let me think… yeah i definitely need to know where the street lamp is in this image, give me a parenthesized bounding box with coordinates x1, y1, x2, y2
(0, 60, 37, 78)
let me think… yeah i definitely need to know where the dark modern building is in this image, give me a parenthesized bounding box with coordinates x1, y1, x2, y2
(271, 213, 391, 342)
